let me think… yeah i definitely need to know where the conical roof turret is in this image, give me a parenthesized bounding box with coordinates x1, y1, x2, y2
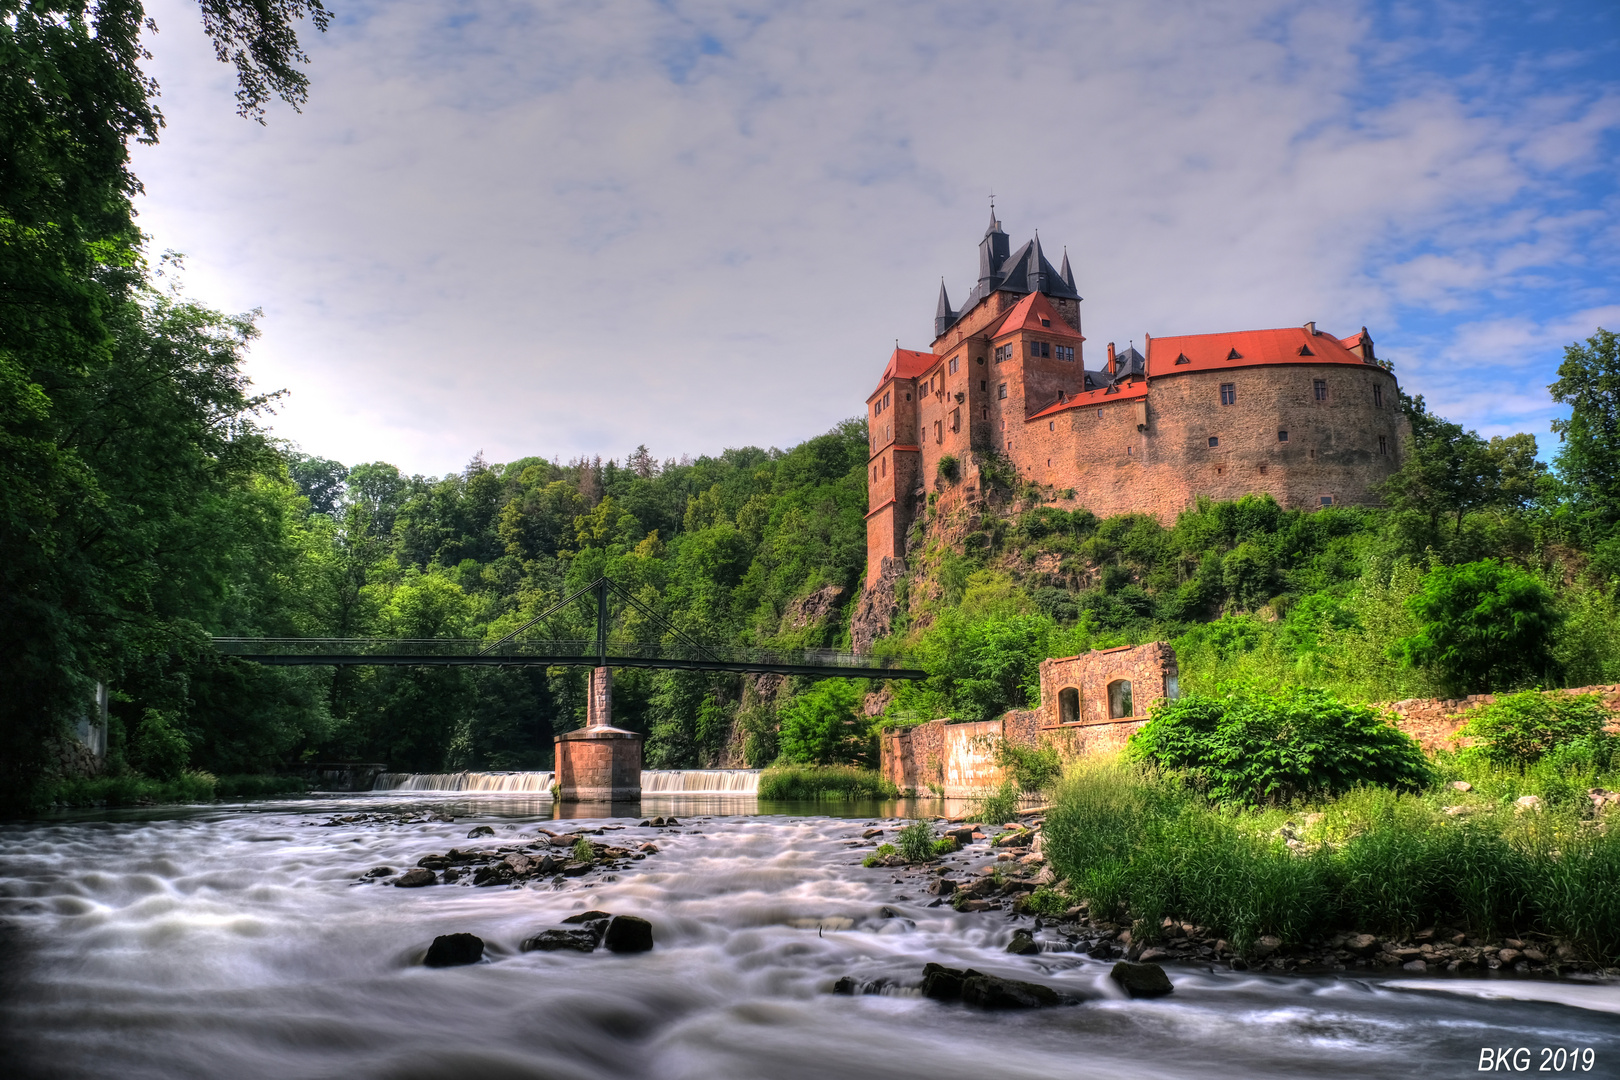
(934, 279, 957, 338)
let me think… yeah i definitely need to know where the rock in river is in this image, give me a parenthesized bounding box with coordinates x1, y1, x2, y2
(424, 933, 484, 967)
(522, 929, 600, 953)
(1006, 929, 1040, 955)
(1110, 961, 1174, 999)
(961, 973, 1062, 1009)
(467, 825, 495, 838)
(604, 915, 655, 953)
(394, 868, 436, 888)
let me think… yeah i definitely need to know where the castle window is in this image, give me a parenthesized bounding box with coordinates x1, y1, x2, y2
(994, 345, 1010, 363)
(977, 357, 985, 365)
(1259, 464, 1267, 475)
(1220, 383, 1236, 406)
(1027, 341, 1051, 359)
(1108, 679, 1134, 719)
(1379, 435, 1388, 455)
(1059, 687, 1080, 724)
(1127, 446, 1133, 456)
(906, 392, 911, 401)
(1278, 430, 1288, 442)
(980, 380, 987, 391)
(1049, 421, 1054, 431)
(1041, 318, 1051, 327)
(934, 420, 942, 444)
(952, 409, 960, 432)
(1056, 345, 1075, 362)
(949, 357, 960, 374)
(982, 407, 988, 420)
(1320, 495, 1333, 506)
(998, 383, 1008, 400)
(1208, 436, 1219, 448)
(1374, 385, 1383, 407)
(1314, 379, 1328, 401)
(1097, 409, 1103, 418)
(881, 457, 887, 478)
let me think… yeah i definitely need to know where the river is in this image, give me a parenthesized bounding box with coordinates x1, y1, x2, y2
(2, 792, 1616, 1079)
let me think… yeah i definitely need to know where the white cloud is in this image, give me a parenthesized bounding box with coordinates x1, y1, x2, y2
(128, 0, 1620, 475)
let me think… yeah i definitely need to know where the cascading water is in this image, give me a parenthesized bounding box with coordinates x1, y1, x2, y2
(640, 769, 760, 793)
(374, 771, 555, 792)
(372, 769, 762, 794)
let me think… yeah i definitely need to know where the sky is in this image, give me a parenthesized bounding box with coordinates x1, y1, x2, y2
(129, 0, 1620, 478)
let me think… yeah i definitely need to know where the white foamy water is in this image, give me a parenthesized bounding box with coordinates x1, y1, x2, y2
(2, 794, 1617, 1080)
(372, 770, 761, 794)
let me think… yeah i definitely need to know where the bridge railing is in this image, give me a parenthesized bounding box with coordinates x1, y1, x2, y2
(210, 637, 927, 672)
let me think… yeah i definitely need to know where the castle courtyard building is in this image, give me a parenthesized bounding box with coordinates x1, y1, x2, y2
(864, 212, 1407, 586)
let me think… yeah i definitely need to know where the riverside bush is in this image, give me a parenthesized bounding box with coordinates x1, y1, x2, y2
(977, 779, 1020, 826)
(1459, 691, 1613, 766)
(1127, 683, 1432, 806)
(757, 765, 898, 801)
(1041, 760, 1620, 961)
(896, 819, 936, 863)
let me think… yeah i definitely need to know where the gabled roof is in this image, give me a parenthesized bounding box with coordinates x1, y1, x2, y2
(991, 292, 1085, 341)
(869, 347, 935, 397)
(1145, 325, 1377, 378)
(1027, 378, 1148, 420)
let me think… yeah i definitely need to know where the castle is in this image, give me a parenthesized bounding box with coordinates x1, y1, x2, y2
(863, 211, 1408, 586)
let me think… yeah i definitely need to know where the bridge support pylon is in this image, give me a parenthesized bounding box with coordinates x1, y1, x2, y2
(554, 666, 643, 801)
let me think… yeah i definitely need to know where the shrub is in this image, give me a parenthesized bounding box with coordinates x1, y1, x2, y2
(1459, 691, 1613, 766)
(1127, 683, 1432, 806)
(936, 455, 959, 483)
(862, 842, 898, 867)
(896, 819, 936, 863)
(571, 837, 595, 864)
(1392, 559, 1563, 695)
(977, 779, 1020, 825)
(757, 765, 898, 800)
(131, 709, 191, 781)
(993, 739, 1062, 793)
(777, 680, 869, 765)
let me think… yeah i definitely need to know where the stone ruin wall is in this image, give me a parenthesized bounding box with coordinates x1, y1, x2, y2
(878, 646, 1620, 796)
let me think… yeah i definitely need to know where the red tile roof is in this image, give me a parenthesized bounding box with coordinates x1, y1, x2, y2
(991, 292, 1085, 342)
(1146, 326, 1372, 378)
(870, 347, 935, 397)
(1027, 379, 1147, 420)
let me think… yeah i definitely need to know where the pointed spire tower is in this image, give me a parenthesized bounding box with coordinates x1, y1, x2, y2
(978, 205, 1010, 291)
(1059, 247, 1077, 293)
(934, 279, 956, 338)
(1027, 231, 1049, 293)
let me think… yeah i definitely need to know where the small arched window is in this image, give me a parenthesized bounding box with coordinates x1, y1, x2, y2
(1059, 687, 1080, 725)
(1108, 679, 1134, 719)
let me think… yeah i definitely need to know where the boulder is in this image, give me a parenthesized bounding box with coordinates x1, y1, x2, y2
(960, 973, 1061, 1008)
(1514, 795, 1543, 814)
(1401, 959, 1426, 972)
(522, 929, 599, 953)
(604, 915, 655, 953)
(1345, 933, 1379, 956)
(1251, 935, 1282, 959)
(862, 828, 884, 839)
(833, 976, 893, 995)
(467, 825, 495, 838)
(395, 868, 437, 888)
(364, 866, 394, 878)
(945, 827, 975, 846)
(1110, 961, 1174, 998)
(472, 865, 513, 887)
(424, 933, 484, 967)
(1006, 930, 1040, 956)
(562, 909, 614, 925)
(1497, 948, 1522, 965)
(927, 878, 958, 897)
(416, 855, 451, 871)
(921, 963, 974, 1000)
(1451, 781, 1472, 792)
(561, 861, 593, 877)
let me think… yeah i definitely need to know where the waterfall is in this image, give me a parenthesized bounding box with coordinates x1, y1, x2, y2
(370, 769, 761, 794)
(374, 771, 555, 792)
(640, 769, 761, 794)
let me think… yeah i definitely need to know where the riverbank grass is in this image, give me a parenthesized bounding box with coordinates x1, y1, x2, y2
(1041, 759, 1620, 963)
(31, 772, 310, 811)
(758, 765, 898, 801)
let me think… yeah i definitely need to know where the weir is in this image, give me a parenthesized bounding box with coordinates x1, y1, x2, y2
(369, 768, 761, 795)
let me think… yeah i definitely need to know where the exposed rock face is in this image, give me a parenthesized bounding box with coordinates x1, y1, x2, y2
(1110, 961, 1174, 998)
(851, 557, 906, 655)
(424, 933, 483, 967)
(784, 583, 847, 631)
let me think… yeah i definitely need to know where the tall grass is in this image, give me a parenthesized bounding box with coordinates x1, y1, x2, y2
(757, 765, 899, 801)
(1041, 759, 1620, 961)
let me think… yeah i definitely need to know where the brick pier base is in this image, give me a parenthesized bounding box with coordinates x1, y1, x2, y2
(555, 667, 643, 801)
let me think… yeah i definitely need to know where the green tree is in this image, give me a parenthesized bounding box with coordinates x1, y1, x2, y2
(1380, 394, 1544, 536)
(1549, 328, 1620, 531)
(778, 679, 868, 765)
(1392, 559, 1562, 695)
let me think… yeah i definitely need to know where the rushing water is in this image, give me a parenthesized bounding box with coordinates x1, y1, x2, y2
(2, 793, 1617, 1080)
(373, 770, 762, 794)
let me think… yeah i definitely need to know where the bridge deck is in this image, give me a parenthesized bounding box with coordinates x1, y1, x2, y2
(211, 638, 928, 681)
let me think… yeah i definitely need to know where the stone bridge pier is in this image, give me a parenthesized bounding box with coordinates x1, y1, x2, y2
(554, 667, 643, 801)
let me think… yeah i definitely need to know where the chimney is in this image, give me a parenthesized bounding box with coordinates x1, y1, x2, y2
(1303, 321, 1317, 335)
(1107, 342, 1116, 374)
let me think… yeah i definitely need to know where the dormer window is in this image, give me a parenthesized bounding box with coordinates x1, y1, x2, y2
(1297, 344, 1314, 356)
(1041, 318, 1051, 327)
(1226, 348, 1243, 360)
(1174, 353, 1191, 365)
